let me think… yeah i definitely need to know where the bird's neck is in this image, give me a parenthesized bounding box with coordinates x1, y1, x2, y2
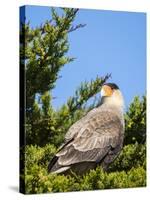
(101, 90, 124, 113)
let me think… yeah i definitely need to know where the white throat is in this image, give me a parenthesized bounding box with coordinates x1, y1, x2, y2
(101, 89, 124, 112)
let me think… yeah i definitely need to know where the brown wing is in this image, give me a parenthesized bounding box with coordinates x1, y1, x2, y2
(49, 109, 124, 173)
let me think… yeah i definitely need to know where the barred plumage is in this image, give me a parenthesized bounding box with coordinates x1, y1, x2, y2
(48, 83, 125, 175)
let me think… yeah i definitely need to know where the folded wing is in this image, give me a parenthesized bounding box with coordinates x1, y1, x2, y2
(48, 109, 124, 174)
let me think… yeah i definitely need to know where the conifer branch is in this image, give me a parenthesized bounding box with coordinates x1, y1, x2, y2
(67, 73, 111, 114)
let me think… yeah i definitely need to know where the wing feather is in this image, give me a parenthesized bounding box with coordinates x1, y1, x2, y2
(56, 109, 123, 167)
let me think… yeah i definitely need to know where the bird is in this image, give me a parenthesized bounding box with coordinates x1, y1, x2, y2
(48, 83, 125, 175)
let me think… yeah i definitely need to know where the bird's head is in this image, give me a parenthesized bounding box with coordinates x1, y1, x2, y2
(100, 83, 124, 110)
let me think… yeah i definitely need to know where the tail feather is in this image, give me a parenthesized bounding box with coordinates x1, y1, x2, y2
(48, 155, 70, 174)
(50, 166, 70, 174)
(48, 156, 58, 173)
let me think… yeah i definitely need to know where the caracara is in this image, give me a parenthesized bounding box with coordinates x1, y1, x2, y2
(48, 83, 125, 175)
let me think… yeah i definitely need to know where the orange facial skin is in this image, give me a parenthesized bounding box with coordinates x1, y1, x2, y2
(102, 85, 113, 96)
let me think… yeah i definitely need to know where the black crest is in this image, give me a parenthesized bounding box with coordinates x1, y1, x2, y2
(103, 83, 119, 90)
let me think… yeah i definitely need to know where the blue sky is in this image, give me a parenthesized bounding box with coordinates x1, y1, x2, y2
(22, 5, 146, 109)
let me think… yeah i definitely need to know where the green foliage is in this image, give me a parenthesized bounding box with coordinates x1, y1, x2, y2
(20, 8, 78, 111)
(24, 142, 146, 194)
(25, 165, 146, 194)
(124, 96, 146, 144)
(20, 7, 146, 194)
(79, 166, 146, 190)
(108, 143, 146, 172)
(25, 144, 56, 169)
